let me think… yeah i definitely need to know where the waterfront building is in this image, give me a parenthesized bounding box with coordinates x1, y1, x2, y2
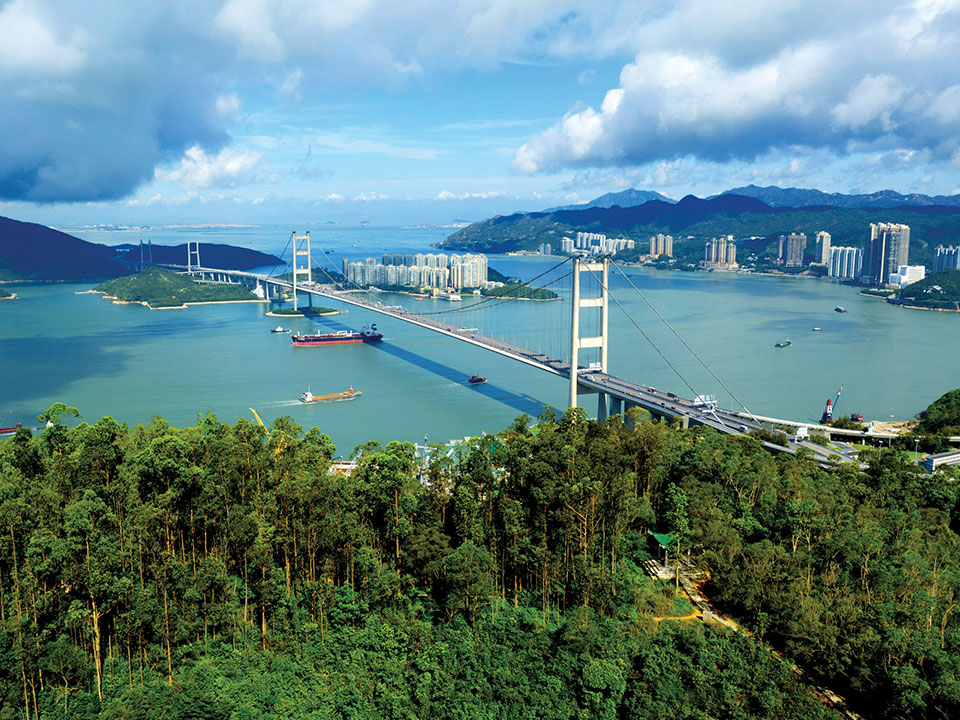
(864, 223, 910, 286)
(539, 243, 552, 256)
(828, 246, 863, 279)
(561, 237, 575, 254)
(778, 232, 807, 267)
(701, 235, 739, 269)
(574, 231, 634, 255)
(815, 231, 831, 265)
(344, 252, 485, 290)
(649, 233, 674, 258)
(933, 245, 960, 274)
(889, 265, 926, 288)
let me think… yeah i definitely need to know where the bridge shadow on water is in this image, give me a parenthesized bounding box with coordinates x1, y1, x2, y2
(311, 317, 553, 419)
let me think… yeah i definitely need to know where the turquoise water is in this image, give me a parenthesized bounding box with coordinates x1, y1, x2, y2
(2, 225, 957, 453)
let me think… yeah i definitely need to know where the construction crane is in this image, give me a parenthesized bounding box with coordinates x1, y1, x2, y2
(249, 408, 270, 438)
(820, 385, 843, 424)
(249, 408, 288, 456)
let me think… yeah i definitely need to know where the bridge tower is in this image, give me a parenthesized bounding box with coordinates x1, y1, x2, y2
(138, 238, 153, 270)
(290, 232, 312, 311)
(569, 257, 609, 417)
(186, 241, 201, 274)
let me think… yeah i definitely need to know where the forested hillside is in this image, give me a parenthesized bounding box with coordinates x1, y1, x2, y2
(1, 406, 958, 718)
(440, 195, 960, 268)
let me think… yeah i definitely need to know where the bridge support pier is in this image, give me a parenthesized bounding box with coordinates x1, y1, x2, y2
(610, 397, 622, 416)
(597, 394, 608, 422)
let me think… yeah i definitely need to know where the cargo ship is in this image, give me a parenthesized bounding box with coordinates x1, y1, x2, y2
(291, 324, 382, 346)
(300, 388, 361, 404)
(775, 339, 792, 348)
(468, 375, 486, 384)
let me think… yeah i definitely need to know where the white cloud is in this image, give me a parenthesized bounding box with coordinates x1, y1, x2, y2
(0, 0, 86, 75)
(215, 93, 242, 116)
(435, 190, 506, 200)
(831, 75, 905, 131)
(513, 1, 960, 175)
(353, 192, 389, 201)
(156, 146, 264, 190)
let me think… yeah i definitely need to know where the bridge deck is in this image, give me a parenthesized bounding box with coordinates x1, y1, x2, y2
(165, 266, 884, 466)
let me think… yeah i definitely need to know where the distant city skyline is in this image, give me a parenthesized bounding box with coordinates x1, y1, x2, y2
(3, 2, 960, 228)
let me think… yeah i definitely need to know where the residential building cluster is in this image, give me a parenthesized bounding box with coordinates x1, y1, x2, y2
(863, 223, 910, 286)
(560, 232, 635, 255)
(342, 252, 489, 290)
(777, 233, 807, 267)
(934, 245, 960, 273)
(828, 246, 863, 279)
(649, 233, 674, 258)
(538, 243, 552, 256)
(701, 235, 738, 269)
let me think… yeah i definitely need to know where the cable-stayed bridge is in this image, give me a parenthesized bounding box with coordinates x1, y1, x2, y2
(157, 236, 886, 467)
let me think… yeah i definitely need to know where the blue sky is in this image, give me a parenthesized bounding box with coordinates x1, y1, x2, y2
(3, 0, 960, 227)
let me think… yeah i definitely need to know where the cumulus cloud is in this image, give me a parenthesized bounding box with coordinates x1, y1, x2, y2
(156, 146, 263, 190)
(1, 1, 642, 203)
(514, 1, 960, 174)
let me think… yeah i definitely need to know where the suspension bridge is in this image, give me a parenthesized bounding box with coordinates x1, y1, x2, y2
(152, 235, 885, 467)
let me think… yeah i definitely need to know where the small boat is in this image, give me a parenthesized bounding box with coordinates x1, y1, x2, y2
(468, 375, 487, 384)
(271, 325, 291, 333)
(834, 306, 848, 313)
(300, 387, 362, 404)
(0, 422, 22, 435)
(812, 327, 822, 332)
(775, 339, 792, 348)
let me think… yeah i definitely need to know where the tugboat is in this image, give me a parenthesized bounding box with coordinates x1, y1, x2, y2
(834, 306, 848, 313)
(271, 325, 291, 333)
(775, 339, 792, 348)
(300, 387, 362, 403)
(468, 375, 487, 384)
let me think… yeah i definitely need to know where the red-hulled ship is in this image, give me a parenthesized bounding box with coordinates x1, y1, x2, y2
(291, 323, 383, 347)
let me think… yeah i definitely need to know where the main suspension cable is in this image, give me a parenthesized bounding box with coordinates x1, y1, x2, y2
(610, 263, 760, 424)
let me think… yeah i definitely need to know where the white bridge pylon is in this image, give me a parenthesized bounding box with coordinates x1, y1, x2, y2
(290, 232, 312, 311)
(569, 257, 610, 418)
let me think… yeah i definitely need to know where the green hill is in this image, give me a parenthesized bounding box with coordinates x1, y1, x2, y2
(441, 195, 960, 269)
(894, 268, 960, 310)
(94, 267, 259, 308)
(0, 215, 125, 280)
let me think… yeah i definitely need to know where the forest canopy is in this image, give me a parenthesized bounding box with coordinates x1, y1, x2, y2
(1, 406, 958, 719)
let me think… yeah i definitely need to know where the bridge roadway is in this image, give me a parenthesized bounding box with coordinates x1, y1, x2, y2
(173, 265, 847, 466)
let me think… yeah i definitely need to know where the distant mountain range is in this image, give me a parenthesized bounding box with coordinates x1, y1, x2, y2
(440, 193, 960, 268)
(546, 188, 675, 212)
(716, 185, 960, 209)
(548, 185, 960, 212)
(0, 215, 281, 281)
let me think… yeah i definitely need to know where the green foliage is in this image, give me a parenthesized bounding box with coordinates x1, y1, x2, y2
(2, 409, 959, 719)
(480, 283, 559, 300)
(916, 387, 960, 436)
(895, 269, 960, 309)
(93, 267, 257, 307)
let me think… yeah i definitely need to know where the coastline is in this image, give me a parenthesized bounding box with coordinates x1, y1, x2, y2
(79, 289, 269, 310)
(264, 309, 346, 317)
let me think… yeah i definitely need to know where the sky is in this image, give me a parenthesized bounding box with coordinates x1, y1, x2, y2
(3, 0, 960, 227)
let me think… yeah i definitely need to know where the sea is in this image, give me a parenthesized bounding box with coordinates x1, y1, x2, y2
(1, 223, 956, 456)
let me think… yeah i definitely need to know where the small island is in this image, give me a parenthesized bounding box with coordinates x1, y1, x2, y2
(890, 269, 960, 311)
(0, 287, 15, 300)
(91, 267, 264, 309)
